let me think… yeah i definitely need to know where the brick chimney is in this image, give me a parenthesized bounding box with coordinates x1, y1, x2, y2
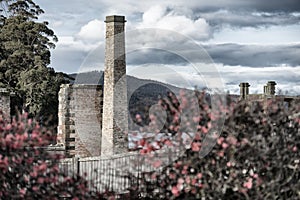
(101, 15, 128, 155)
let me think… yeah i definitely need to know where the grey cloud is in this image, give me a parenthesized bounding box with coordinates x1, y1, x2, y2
(240, 0, 300, 12)
(36, 0, 300, 41)
(190, 0, 300, 13)
(205, 44, 300, 67)
(126, 42, 300, 68)
(127, 49, 187, 65)
(198, 11, 300, 28)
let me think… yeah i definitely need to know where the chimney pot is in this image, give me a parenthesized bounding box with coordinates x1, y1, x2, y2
(239, 82, 250, 100)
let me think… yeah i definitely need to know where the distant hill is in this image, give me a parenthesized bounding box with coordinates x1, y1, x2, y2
(67, 71, 185, 128)
(67, 71, 104, 85)
(67, 70, 182, 95)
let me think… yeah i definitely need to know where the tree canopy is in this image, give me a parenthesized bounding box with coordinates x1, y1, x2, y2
(0, 0, 65, 125)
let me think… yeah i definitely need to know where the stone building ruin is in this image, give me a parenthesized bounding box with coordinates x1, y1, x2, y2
(57, 15, 128, 158)
(57, 84, 103, 157)
(239, 81, 278, 100)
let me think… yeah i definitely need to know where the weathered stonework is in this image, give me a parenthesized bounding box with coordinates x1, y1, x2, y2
(101, 15, 128, 155)
(0, 88, 10, 119)
(239, 82, 250, 100)
(264, 81, 277, 96)
(57, 84, 103, 157)
(57, 15, 128, 158)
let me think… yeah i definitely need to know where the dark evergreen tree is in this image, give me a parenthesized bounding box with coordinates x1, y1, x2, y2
(0, 0, 66, 128)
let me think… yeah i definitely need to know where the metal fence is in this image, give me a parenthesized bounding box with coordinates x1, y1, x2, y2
(58, 149, 182, 194)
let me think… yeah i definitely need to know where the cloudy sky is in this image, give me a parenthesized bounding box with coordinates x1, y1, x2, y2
(35, 0, 300, 95)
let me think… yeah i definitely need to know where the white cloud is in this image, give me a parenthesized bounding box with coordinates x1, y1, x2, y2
(207, 25, 300, 45)
(139, 5, 211, 40)
(56, 36, 99, 52)
(142, 5, 166, 25)
(52, 20, 64, 28)
(76, 19, 105, 44)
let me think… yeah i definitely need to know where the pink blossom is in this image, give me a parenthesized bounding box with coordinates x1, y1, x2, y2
(0, 156, 9, 170)
(169, 173, 176, 179)
(5, 134, 14, 143)
(217, 137, 224, 145)
(252, 173, 259, 179)
(227, 136, 237, 145)
(38, 162, 47, 171)
(185, 176, 191, 184)
(243, 178, 253, 189)
(192, 142, 201, 152)
(201, 126, 208, 134)
(211, 159, 216, 165)
(241, 138, 249, 145)
(292, 146, 297, 152)
(226, 162, 232, 167)
(153, 160, 162, 168)
(174, 161, 182, 168)
(191, 178, 197, 185)
(37, 177, 44, 184)
(177, 179, 184, 192)
(164, 139, 172, 147)
(31, 130, 39, 139)
(197, 173, 202, 179)
(208, 113, 216, 120)
(5, 124, 12, 130)
(108, 196, 115, 200)
(193, 116, 200, 123)
(30, 171, 38, 178)
(19, 188, 26, 195)
(171, 186, 179, 196)
(149, 114, 156, 121)
(218, 151, 224, 157)
(256, 177, 263, 186)
(207, 122, 212, 129)
(222, 142, 229, 149)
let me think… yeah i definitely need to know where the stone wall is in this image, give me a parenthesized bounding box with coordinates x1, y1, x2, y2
(57, 84, 103, 157)
(0, 88, 10, 119)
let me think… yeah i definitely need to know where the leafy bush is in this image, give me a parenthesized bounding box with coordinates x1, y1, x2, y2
(131, 91, 300, 199)
(0, 112, 102, 199)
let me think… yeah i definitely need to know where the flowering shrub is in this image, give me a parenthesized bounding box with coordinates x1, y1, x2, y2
(131, 92, 300, 199)
(0, 111, 102, 199)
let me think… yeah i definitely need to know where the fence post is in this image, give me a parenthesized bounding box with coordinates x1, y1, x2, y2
(73, 156, 80, 175)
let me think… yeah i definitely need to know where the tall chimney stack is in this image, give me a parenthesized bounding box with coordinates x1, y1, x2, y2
(101, 15, 128, 155)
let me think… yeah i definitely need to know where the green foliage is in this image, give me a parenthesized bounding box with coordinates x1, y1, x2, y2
(0, 0, 64, 125)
